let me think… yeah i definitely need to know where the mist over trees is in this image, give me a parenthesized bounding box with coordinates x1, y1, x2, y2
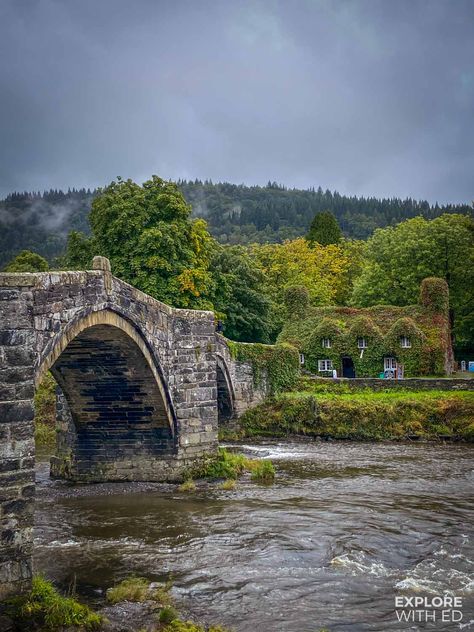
(0, 180, 471, 268)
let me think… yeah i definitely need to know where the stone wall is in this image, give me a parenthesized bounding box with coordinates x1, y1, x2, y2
(216, 334, 268, 416)
(307, 375, 474, 391)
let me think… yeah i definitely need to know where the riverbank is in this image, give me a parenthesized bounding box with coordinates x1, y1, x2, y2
(223, 378, 474, 441)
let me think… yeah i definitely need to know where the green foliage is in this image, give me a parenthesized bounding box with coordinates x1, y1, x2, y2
(210, 244, 271, 342)
(227, 341, 300, 393)
(351, 214, 474, 348)
(1, 183, 470, 269)
(240, 388, 474, 441)
(62, 230, 96, 269)
(178, 479, 197, 492)
(7, 575, 102, 630)
(306, 210, 342, 245)
(220, 478, 237, 490)
(284, 285, 309, 318)
(34, 372, 56, 449)
(248, 459, 275, 482)
(106, 576, 172, 605)
(65, 176, 215, 309)
(192, 448, 275, 484)
(420, 277, 449, 313)
(3, 249, 49, 272)
(194, 448, 248, 479)
(279, 286, 451, 377)
(384, 317, 427, 376)
(159, 605, 180, 624)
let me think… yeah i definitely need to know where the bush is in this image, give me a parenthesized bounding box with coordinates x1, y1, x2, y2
(7, 575, 102, 630)
(193, 448, 276, 483)
(248, 460, 275, 483)
(159, 605, 180, 624)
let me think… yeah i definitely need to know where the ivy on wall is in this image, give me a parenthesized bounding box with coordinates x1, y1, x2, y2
(278, 278, 451, 377)
(227, 341, 300, 393)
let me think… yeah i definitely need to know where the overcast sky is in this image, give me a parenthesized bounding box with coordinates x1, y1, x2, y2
(0, 0, 473, 203)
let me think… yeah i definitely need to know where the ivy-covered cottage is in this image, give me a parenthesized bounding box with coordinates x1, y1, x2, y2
(278, 278, 453, 378)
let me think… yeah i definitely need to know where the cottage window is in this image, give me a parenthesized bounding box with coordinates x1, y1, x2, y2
(322, 338, 332, 348)
(357, 337, 368, 349)
(400, 336, 411, 348)
(384, 357, 397, 370)
(318, 359, 333, 372)
(299, 353, 305, 365)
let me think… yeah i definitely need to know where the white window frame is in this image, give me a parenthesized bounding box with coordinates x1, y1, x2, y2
(299, 353, 305, 365)
(318, 359, 333, 372)
(384, 357, 397, 370)
(321, 338, 331, 348)
(357, 337, 368, 349)
(400, 336, 411, 348)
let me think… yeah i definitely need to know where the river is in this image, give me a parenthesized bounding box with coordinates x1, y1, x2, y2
(35, 441, 473, 631)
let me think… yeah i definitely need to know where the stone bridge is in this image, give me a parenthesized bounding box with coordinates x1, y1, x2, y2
(0, 257, 268, 598)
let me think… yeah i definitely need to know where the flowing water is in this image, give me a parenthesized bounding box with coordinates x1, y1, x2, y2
(35, 441, 473, 631)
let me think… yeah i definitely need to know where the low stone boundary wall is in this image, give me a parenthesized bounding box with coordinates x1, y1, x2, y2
(306, 375, 474, 391)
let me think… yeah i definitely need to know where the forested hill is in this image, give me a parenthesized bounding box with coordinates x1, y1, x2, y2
(0, 181, 471, 267)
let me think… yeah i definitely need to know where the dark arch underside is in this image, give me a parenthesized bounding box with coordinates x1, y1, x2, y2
(51, 324, 175, 466)
(216, 363, 234, 424)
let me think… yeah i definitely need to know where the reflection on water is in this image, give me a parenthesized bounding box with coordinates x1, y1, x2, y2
(35, 441, 474, 631)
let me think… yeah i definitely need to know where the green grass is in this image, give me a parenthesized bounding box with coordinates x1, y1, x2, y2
(106, 576, 172, 605)
(247, 459, 276, 482)
(239, 385, 474, 441)
(191, 448, 275, 483)
(178, 479, 197, 492)
(220, 478, 237, 490)
(6, 575, 102, 630)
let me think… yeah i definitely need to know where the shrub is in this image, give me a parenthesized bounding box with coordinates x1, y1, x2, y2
(159, 605, 179, 624)
(248, 460, 275, 483)
(7, 575, 102, 630)
(193, 448, 276, 483)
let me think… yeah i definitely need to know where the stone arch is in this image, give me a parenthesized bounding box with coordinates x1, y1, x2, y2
(36, 309, 178, 480)
(216, 354, 235, 424)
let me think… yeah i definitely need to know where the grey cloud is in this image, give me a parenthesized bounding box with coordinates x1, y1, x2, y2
(0, 0, 473, 203)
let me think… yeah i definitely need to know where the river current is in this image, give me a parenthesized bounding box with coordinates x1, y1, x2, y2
(35, 441, 473, 631)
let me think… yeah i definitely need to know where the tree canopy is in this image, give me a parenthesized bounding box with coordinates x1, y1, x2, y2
(3, 250, 49, 272)
(351, 213, 474, 348)
(306, 210, 342, 245)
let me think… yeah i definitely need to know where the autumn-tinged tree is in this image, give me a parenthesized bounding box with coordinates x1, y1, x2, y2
(251, 238, 352, 337)
(306, 210, 342, 246)
(3, 250, 49, 272)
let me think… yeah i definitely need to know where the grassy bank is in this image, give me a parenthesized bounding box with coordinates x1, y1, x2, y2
(230, 379, 474, 441)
